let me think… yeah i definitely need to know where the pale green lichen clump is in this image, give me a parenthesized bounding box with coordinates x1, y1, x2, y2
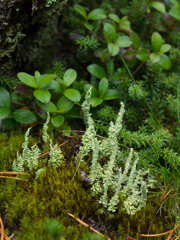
(78, 87, 149, 215)
(12, 112, 64, 179)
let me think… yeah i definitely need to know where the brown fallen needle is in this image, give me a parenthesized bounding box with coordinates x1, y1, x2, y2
(67, 212, 111, 240)
(0, 215, 11, 240)
(0, 172, 30, 181)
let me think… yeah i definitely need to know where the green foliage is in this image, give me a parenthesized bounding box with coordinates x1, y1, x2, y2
(75, 36, 100, 50)
(0, 119, 176, 239)
(73, 4, 171, 69)
(0, 68, 82, 131)
(0, 75, 20, 90)
(44, 218, 64, 240)
(1, 0, 180, 238)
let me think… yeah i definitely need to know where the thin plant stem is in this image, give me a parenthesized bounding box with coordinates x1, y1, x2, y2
(132, 61, 145, 76)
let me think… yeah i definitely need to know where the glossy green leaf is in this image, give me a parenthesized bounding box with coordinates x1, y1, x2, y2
(35, 71, 40, 80)
(36, 74, 46, 84)
(116, 36, 132, 48)
(56, 78, 65, 85)
(12, 109, 36, 124)
(84, 23, 94, 30)
(74, 4, 87, 19)
(158, 54, 172, 70)
(63, 69, 77, 87)
(150, 1, 166, 13)
(2, 118, 15, 129)
(171, 0, 180, 8)
(136, 49, 149, 61)
(90, 97, 103, 107)
(51, 114, 64, 128)
(57, 96, 74, 113)
(108, 43, 120, 56)
(103, 89, 119, 100)
(63, 89, 81, 102)
(119, 17, 131, 31)
(130, 32, 140, 51)
(62, 124, 71, 136)
(169, 7, 180, 20)
(108, 13, 120, 23)
(47, 80, 62, 93)
(0, 107, 10, 120)
(33, 89, 51, 104)
(103, 23, 117, 42)
(37, 101, 57, 113)
(87, 64, 107, 79)
(84, 84, 97, 97)
(101, 48, 110, 62)
(150, 53, 161, 63)
(38, 74, 56, 86)
(93, 20, 102, 33)
(151, 32, 163, 53)
(17, 72, 37, 88)
(0, 87, 11, 108)
(106, 58, 114, 75)
(88, 9, 107, 20)
(159, 44, 171, 53)
(99, 78, 108, 98)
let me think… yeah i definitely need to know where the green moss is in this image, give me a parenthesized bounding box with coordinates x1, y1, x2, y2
(0, 130, 177, 239)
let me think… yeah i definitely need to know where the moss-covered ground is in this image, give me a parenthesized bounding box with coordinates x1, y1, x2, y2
(0, 130, 178, 240)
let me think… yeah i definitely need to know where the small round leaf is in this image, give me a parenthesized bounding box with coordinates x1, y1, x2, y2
(88, 9, 107, 20)
(63, 89, 81, 102)
(159, 44, 171, 53)
(116, 36, 132, 48)
(2, 118, 15, 129)
(150, 1, 166, 13)
(33, 89, 51, 104)
(87, 64, 107, 79)
(99, 78, 108, 98)
(103, 23, 117, 42)
(103, 89, 119, 100)
(150, 53, 161, 63)
(51, 115, 64, 128)
(37, 101, 57, 113)
(12, 109, 36, 124)
(0, 87, 11, 108)
(57, 96, 74, 113)
(130, 32, 140, 51)
(108, 43, 120, 56)
(62, 123, 71, 136)
(74, 5, 87, 19)
(0, 107, 10, 120)
(136, 49, 149, 61)
(90, 97, 103, 107)
(151, 32, 163, 53)
(63, 69, 77, 87)
(158, 54, 172, 70)
(17, 72, 37, 88)
(38, 74, 57, 86)
(108, 14, 120, 23)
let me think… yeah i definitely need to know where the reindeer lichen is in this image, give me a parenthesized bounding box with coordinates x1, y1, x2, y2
(78, 87, 150, 215)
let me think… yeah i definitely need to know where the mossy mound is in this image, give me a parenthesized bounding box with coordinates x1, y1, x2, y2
(0, 131, 176, 239)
